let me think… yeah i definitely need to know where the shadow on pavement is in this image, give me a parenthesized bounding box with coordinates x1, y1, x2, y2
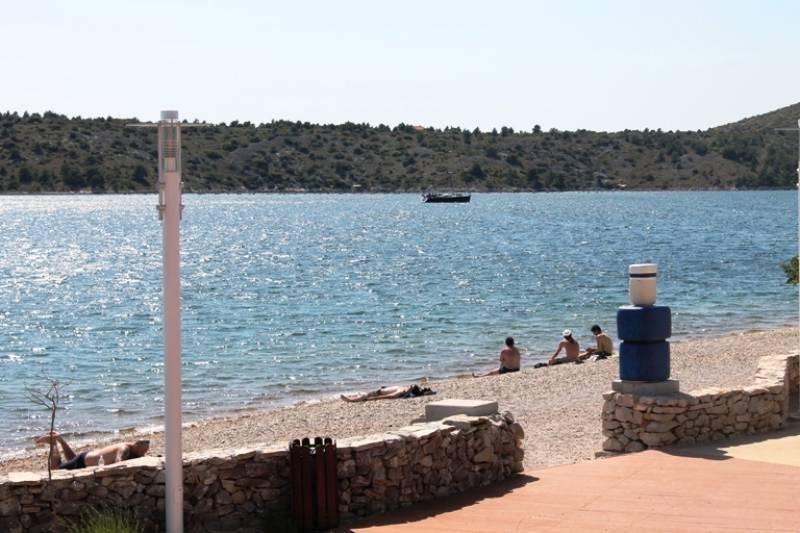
(335, 473, 538, 532)
(662, 417, 800, 461)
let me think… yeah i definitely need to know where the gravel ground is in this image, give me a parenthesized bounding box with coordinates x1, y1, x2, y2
(2, 326, 797, 475)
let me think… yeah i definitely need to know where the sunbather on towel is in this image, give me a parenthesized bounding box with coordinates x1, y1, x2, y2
(35, 432, 149, 470)
(340, 384, 435, 402)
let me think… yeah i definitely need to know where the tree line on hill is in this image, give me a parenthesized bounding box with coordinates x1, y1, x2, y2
(0, 103, 797, 193)
(783, 256, 799, 284)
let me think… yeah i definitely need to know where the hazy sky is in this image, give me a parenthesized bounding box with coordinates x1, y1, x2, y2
(1, 0, 797, 132)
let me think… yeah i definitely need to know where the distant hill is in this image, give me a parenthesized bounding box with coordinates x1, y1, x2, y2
(0, 103, 797, 193)
(713, 102, 800, 133)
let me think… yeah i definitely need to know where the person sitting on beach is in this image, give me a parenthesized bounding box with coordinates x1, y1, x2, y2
(35, 431, 150, 470)
(473, 337, 521, 377)
(548, 329, 580, 365)
(340, 384, 435, 402)
(579, 325, 614, 361)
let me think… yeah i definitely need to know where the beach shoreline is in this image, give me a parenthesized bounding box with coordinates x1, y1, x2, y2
(2, 325, 797, 475)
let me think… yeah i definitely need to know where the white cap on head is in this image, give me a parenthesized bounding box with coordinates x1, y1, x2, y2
(562, 329, 572, 337)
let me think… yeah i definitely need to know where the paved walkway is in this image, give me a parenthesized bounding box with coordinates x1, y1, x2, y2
(343, 424, 800, 532)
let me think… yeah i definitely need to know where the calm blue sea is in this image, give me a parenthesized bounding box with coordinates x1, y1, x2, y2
(1, 191, 797, 454)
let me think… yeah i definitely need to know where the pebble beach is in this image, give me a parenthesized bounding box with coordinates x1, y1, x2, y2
(2, 326, 797, 475)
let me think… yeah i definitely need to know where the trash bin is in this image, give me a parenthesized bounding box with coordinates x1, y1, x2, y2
(290, 437, 338, 532)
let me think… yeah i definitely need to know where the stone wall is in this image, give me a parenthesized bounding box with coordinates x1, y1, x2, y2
(602, 353, 799, 453)
(0, 413, 524, 532)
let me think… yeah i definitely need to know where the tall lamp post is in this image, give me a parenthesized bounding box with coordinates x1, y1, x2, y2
(791, 119, 800, 421)
(795, 119, 800, 421)
(778, 119, 800, 419)
(158, 110, 184, 532)
(131, 110, 198, 531)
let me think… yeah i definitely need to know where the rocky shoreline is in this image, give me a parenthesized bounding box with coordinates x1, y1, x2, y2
(1, 326, 797, 475)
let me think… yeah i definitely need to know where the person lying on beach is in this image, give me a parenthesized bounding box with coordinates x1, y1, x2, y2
(35, 431, 150, 470)
(473, 337, 521, 377)
(548, 329, 580, 365)
(340, 384, 435, 402)
(578, 324, 614, 361)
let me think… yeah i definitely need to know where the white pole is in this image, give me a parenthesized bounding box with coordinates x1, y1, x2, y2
(158, 110, 184, 532)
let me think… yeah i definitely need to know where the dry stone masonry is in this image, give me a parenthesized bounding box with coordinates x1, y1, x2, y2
(0, 413, 523, 532)
(602, 353, 799, 452)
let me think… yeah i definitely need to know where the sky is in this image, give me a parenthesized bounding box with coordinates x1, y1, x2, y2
(1, 0, 798, 132)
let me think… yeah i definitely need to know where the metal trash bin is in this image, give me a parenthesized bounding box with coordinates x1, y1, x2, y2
(290, 437, 338, 532)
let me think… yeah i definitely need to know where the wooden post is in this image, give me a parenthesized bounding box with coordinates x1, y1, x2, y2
(301, 437, 313, 531)
(324, 437, 339, 528)
(290, 439, 302, 525)
(314, 437, 328, 528)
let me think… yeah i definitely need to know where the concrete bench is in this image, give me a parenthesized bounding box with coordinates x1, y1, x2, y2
(425, 399, 498, 421)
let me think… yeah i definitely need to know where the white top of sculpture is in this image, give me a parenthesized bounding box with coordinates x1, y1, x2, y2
(629, 263, 657, 275)
(629, 263, 657, 306)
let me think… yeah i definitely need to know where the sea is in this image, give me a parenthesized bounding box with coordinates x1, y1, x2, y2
(1, 191, 797, 455)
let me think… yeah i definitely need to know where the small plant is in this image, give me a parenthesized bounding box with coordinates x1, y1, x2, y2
(26, 374, 66, 480)
(782, 255, 798, 284)
(66, 508, 144, 533)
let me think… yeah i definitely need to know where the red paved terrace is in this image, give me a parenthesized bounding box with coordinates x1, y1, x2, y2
(342, 442, 800, 533)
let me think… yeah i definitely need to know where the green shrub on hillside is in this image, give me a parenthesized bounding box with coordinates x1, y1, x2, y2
(0, 104, 798, 193)
(782, 256, 798, 284)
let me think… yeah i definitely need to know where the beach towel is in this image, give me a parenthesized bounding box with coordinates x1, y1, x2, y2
(402, 385, 435, 398)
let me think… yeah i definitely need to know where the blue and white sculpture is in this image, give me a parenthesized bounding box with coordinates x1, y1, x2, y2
(617, 264, 672, 382)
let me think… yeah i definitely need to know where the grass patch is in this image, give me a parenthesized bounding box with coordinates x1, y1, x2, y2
(66, 507, 145, 533)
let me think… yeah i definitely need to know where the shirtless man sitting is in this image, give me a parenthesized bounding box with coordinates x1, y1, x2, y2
(36, 432, 150, 470)
(578, 325, 614, 361)
(548, 329, 580, 365)
(473, 337, 521, 377)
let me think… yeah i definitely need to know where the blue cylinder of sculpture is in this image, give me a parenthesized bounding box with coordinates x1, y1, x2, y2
(617, 306, 672, 342)
(619, 341, 670, 381)
(617, 264, 671, 382)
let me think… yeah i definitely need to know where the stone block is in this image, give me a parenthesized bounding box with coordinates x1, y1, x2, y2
(6, 472, 42, 485)
(646, 412, 676, 422)
(652, 405, 686, 414)
(624, 441, 645, 453)
(0, 497, 20, 516)
(623, 428, 640, 440)
(347, 435, 389, 452)
(389, 422, 441, 438)
(639, 431, 672, 447)
(425, 399, 498, 421)
(473, 447, 496, 463)
(614, 406, 634, 423)
(645, 420, 678, 433)
(611, 380, 680, 396)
